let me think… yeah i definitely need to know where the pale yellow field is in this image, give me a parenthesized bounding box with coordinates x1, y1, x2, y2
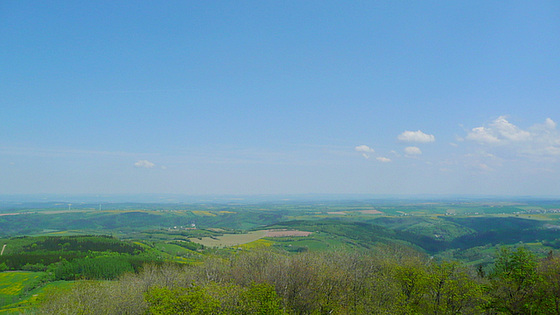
(190, 230, 267, 247)
(265, 230, 312, 237)
(359, 209, 383, 214)
(191, 210, 216, 217)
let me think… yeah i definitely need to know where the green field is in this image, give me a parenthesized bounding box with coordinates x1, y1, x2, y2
(0, 280, 74, 314)
(0, 271, 48, 313)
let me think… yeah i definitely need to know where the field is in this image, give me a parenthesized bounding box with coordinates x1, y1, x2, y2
(265, 230, 313, 237)
(190, 230, 268, 247)
(0, 272, 43, 297)
(0, 280, 74, 314)
(267, 233, 351, 252)
(0, 271, 47, 313)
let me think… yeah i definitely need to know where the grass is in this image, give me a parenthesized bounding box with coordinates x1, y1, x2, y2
(277, 238, 331, 251)
(0, 272, 45, 297)
(238, 239, 274, 249)
(264, 232, 358, 252)
(0, 280, 75, 314)
(154, 242, 198, 257)
(0, 271, 51, 313)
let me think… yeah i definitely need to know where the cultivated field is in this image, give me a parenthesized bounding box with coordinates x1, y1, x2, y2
(359, 209, 383, 214)
(190, 230, 268, 247)
(265, 230, 313, 237)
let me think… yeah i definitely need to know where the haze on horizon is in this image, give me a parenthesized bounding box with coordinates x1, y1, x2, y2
(1, 2, 559, 197)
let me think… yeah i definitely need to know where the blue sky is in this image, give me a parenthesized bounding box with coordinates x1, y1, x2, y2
(1, 1, 559, 196)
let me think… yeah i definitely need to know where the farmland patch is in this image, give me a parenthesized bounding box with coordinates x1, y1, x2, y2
(360, 209, 383, 214)
(265, 230, 312, 237)
(189, 230, 267, 247)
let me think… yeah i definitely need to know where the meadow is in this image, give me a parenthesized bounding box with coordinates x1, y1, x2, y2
(0, 271, 48, 313)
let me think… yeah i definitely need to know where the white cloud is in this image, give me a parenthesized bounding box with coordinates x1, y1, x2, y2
(134, 160, 155, 168)
(376, 157, 392, 163)
(398, 130, 435, 143)
(466, 116, 531, 144)
(355, 145, 375, 153)
(491, 116, 531, 142)
(355, 145, 375, 159)
(404, 146, 422, 155)
(466, 116, 560, 158)
(477, 163, 493, 172)
(545, 118, 557, 129)
(466, 127, 500, 144)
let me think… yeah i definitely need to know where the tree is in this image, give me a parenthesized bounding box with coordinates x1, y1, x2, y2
(145, 285, 220, 315)
(488, 247, 541, 314)
(424, 261, 486, 314)
(237, 283, 283, 315)
(535, 252, 560, 314)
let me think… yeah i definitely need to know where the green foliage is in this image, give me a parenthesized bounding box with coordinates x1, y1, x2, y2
(394, 259, 430, 311)
(0, 251, 83, 270)
(168, 240, 203, 251)
(145, 285, 220, 315)
(237, 283, 282, 315)
(492, 247, 538, 286)
(20, 235, 144, 254)
(52, 255, 135, 280)
(21, 262, 47, 271)
(488, 247, 541, 314)
(36, 247, 560, 315)
(0, 235, 146, 271)
(535, 252, 560, 314)
(424, 261, 486, 314)
(144, 282, 283, 315)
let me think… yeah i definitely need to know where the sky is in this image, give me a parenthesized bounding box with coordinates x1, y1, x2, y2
(1, 1, 560, 197)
